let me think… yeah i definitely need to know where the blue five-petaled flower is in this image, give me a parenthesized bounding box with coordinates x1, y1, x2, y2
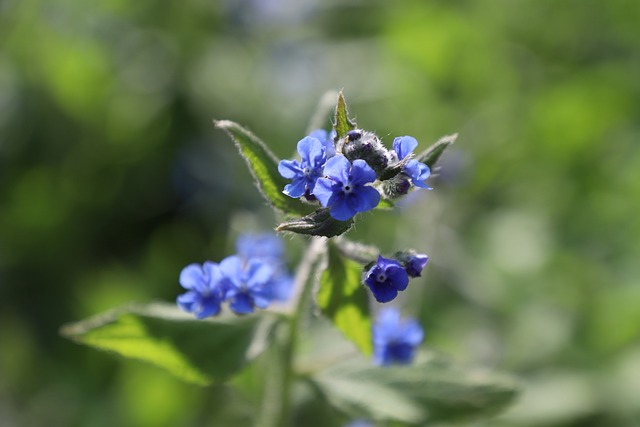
(177, 262, 225, 319)
(219, 255, 275, 315)
(313, 156, 380, 221)
(236, 232, 293, 301)
(278, 136, 328, 198)
(392, 136, 432, 189)
(373, 307, 424, 366)
(364, 255, 409, 303)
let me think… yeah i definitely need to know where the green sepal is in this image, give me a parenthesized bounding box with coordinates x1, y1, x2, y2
(276, 208, 353, 238)
(61, 302, 278, 386)
(214, 120, 314, 217)
(416, 133, 458, 169)
(317, 243, 372, 355)
(333, 91, 356, 139)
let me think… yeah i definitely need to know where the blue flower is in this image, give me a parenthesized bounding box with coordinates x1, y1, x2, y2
(236, 232, 285, 263)
(235, 232, 293, 302)
(364, 255, 409, 303)
(313, 156, 380, 221)
(177, 262, 225, 319)
(278, 136, 328, 198)
(392, 136, 432, 189)
(308, 128, 337, 158)
(344, 421, 373, 427)
(404, 253, 429, 278)
(373, 307, 424, 366)
(220, 255, 275, 314)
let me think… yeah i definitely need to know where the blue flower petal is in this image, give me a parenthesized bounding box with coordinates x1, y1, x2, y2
(309, 129, 336, 158)
(283, 177, 307, 198)
(393, 136, 418, 160)
(236, 233, 284, 261)
(352, 185, 380, 213)
(219, 255, 242, 286)
(179, 264, 204, 290)
(373, 307, 424, 366)
(297, 136, 325, 166)
(246, 260, 273, 288)
(194, 295, 221, 318)
(312, 177, 336, 206)
(369, 282, 399, 303)
(229, 293, 254, 314)
(278, 159, 301, 179)
(322, 156, 350, 183)
(386, 266, 409, 291)
(350, 159, 377, 185)
(330, 197, 355, 221)
(405, 254, 429, 277)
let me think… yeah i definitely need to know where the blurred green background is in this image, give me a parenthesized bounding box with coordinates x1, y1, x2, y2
(1, 0, 639, 425)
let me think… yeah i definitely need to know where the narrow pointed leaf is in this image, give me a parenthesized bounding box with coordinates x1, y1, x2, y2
(214, 120, 313, 217)
(317, 243, 372, 355)
(61, 302, 276, 386)
(312, 352, 519, 424)
(333, 91, 356, 139)
(276, 208, 353, 238)
(416, 133, 458, 169)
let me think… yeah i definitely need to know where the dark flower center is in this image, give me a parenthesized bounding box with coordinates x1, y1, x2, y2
(377, 273, 387, 282)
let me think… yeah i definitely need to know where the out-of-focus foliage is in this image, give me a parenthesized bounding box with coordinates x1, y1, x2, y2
(1, 0, 639, 426)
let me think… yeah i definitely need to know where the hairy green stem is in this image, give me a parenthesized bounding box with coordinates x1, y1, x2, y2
(256, 237, 326, 427)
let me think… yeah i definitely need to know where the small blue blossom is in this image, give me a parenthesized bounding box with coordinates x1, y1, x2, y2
(373, 307, 424, 366)
(313, 156, 381, 221)
(177, 262, 225, 319)
(278, 136, 328, 198)
(364, 255, 409, 303)
(344, 421, 374, 427)
(392, 136, 432, 190)
(235, 232, 293, 301)
(220, 255, 275, 314)
(308, 128, 337, 158)
(404, 253, 429, 278)
(236, 232, 285, 263)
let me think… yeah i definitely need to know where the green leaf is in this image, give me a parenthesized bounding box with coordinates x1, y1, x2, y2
(416, 133, 458, 169)
(333, 91, 356, 139)
(312, 352, 519, 424)
(276, 208, 353, 238)
(317, 243, 372, 355)
(214, 120, 313, 217)
(61, 302, 276, 386)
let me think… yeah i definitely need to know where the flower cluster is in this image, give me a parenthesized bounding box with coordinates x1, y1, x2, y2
(177, 233, 292, 318)
(278, 128, 432, 221)
(373, 307, 424, 366)
(364, 253, 428, 303)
